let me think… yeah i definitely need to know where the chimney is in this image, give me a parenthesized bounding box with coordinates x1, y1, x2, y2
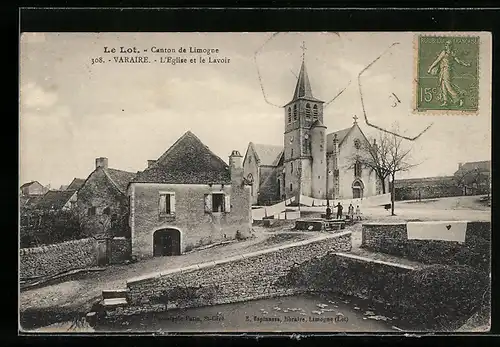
(96, 157, 108, 170)
(147, 160, 157, 168)
(458, 162, 463, 170)
(229, 150, 243, 169)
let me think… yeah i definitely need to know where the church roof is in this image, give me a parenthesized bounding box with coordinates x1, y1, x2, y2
(250, 143, 284, 167)
(286, 61, 323, 105)
(133, 131, 231, 185)
(326, 126, 352, 152)
(311, 119, 326, 128)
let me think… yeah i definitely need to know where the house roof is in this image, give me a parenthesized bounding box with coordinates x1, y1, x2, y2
(251, 143, 284, 167)
(20, 181, 41, 189)
(66, 178, 85, 191)
(133, 131, 231, 185)
(20, 195, 44, 209)
(458, 160, 491, 172)
(103, 168, 136, 194)
(35, 190, 76, 210)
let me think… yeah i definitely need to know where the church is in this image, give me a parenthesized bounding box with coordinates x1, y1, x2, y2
(243, 57, 385, 206)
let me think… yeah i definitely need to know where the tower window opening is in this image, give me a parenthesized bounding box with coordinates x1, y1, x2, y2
(313, 104, 318, 116)
(287, 107, 292, 123)
(291, 149, 293, 157)
(291, 162, 294, 173)
(305, 103, 311, 118)
(293, 105, 298, 121)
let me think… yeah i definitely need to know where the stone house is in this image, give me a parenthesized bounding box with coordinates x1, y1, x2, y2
(77, 157, 136, 239)
(20, 181, 48, 197)
(129, 131, 252, 259)
(243, 58, 385, 205)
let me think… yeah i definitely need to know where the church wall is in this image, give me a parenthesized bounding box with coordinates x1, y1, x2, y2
(311, 126, 327, 199)
(336, 126, 379, 200)
(257, 166, 281, 205)
(130, 182, 252, 259)
(300, 159, 313, 199)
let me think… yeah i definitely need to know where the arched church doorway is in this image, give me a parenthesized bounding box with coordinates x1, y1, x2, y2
(352, 180, 364, 199)
(153, 228, 181, 257)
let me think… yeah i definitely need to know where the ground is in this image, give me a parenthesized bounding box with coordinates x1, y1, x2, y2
(19, 195, 490, 329)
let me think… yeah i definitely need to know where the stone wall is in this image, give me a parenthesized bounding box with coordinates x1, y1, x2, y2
(285, 252, 488, 329)
(20, 238, 97, 280)
(361, 222, 490, 270)
(116, 232, 351, 315)
(109, 237, 132, 264)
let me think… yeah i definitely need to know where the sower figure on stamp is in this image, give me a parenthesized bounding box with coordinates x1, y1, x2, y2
(427, 40, 471, 107)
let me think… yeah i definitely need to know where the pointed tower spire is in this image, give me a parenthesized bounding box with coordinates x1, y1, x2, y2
(289, 41, 322, 103)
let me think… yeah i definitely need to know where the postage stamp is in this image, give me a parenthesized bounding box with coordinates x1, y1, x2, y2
(414, 34, 480, 114)
(19, 31, 491, 334)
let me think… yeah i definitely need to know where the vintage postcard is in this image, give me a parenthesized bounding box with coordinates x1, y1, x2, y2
(19, 32, 491, 334)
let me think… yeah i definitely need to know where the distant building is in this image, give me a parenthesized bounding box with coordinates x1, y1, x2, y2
(454, 160, 491, 196)
(77, 157, 136, 238)
(35, 190, 78, 211)
(243, 57, 385, 206)
(129, 131, 252, 259)
(20, 181, 48, 197)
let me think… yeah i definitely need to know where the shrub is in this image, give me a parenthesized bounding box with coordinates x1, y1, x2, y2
(20, 209, 85, 248)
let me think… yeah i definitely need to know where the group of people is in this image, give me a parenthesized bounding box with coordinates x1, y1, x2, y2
(326, 202, 361, 221)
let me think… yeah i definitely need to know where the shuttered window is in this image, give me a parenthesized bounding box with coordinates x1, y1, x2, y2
(159, 192, 176, 216)
(204, 193, 230, 213)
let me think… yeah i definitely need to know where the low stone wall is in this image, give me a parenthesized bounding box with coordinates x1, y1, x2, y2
(20, 238, 97, 280)
(109, 237, 132, 265)
(361, 222, 490, 270)
(285, 252, 488, 329)
(111, 232, 352, 316)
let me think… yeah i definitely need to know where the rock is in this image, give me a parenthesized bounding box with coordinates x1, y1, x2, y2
(320, 308, 336, 312)
(354, 306, 360, 310)
(299, 312, 307, 316)
(392, 326, 403, 331)
(311, 310, 323, 315)
(316, 303, 328, 309)
(273, 306, 281, 311)
(283, 310, 289, 313)
(364, 311, 376, 316)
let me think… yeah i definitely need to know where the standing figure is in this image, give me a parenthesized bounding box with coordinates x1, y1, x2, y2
(427, 40, 471, 107)
(348, 203, 354, 221)
(336, 202, 343, 220)
(356, 205, 362, 221)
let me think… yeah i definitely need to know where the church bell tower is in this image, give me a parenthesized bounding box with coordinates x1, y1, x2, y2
(283, 42, 325, 201)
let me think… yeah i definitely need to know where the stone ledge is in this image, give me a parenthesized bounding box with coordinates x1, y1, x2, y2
(334, 252, 416, 270)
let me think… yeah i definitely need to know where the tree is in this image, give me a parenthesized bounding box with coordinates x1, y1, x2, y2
(453, 166, 490, 197)
(348, 123, 420, 216)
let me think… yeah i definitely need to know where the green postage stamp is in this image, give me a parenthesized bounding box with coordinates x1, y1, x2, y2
(414, 35, 480, 114)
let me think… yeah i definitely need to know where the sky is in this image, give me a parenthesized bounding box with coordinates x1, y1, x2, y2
(19, 32, 492, 189)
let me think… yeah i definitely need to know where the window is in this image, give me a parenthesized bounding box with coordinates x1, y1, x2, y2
(159, 192, 176, 216)
(287, 107, 292, 123)
(290, 183, 293, 191)
(313, 104, 318, 116)
(291, 149, 293, 158)
(293, 105, 297, 120)
(305, 103, 311, 118)
(103, 207, 111, 215)
(204, 193, 230, 213)
(354, 139, 361, 150)
(291, 162, 294, 174)
(354, 161, 362, 177)
(88, 207, 96, 216)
